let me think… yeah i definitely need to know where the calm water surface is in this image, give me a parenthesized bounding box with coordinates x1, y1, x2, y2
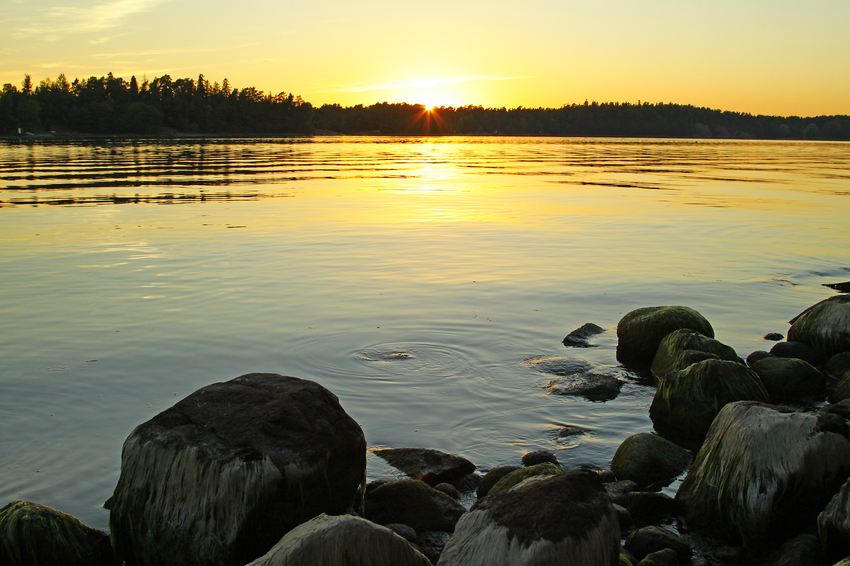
(1, 137, 848, 530)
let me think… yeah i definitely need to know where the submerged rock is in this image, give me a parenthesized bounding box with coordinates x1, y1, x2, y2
(616, 306, 714, 363)
(750, 357, 825, 402)
(787, 295, 850, 359)
(372, 448, 476, 488)
(563, 322, 606, 347)
(546, 368, 624, 401)
(246, 513, 431, 566)
(676, 401, 850, 547)
(0, 500, 114, 566)
(364, 480, 466, 533)
(650, 328, 741, 381)
(525, 356, 593, 375)
(437, 471, 620, 566)
(107, 373, 367, 566)
(610, 433, 691, 488)
(650, 359, 769, 441)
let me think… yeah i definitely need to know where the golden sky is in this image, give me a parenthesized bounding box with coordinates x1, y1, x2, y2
(2, 0, 849, 116)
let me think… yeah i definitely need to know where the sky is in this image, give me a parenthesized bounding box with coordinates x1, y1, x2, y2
(2, 0, 849, 116)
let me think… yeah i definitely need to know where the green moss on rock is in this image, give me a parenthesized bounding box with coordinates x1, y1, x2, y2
(617, 306, 714, 363)
(788, 295, 850, 359)
(0, 500, 114, 566)
(488, 462, 565, 495)
(651, 328, 741, 380)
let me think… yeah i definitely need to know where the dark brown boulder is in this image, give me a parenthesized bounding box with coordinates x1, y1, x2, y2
(107, 373, 366, 566)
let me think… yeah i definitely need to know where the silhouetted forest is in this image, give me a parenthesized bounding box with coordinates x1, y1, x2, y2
(2, 73, 849, 140)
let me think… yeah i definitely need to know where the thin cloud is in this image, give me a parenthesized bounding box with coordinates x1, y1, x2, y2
(13, 0, 172, 38)
(320, 75, 526, 94)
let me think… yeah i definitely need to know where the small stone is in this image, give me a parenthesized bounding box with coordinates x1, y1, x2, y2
(546, 370, 624, 401)
(764, 333, 784, 341)
(563, 322, 605, 347)
(521, 450, 559, 467)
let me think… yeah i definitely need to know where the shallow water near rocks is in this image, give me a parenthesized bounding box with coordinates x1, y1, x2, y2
(1, 136, 848, 530)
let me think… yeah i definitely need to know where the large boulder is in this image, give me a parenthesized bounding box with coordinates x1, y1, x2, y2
(750, 357, 826, 402)
(437, 471, 620, 566)
(617, 306, 714, 363)
(107, 373, 367, 566)
(650, 359, 769, 441)
(787, 295, 850, 359)
(650, 328, 741, 380)
(372, 448, 476, 487)
(0, 500, 114, 566)
(245, 514, 431, 566)
(610, 433, 691, 488)
(676, 401, 850, 547)
(363, 480, 466, 533)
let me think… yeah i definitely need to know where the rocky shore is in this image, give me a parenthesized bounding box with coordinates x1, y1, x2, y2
(2, 293, 849, 565)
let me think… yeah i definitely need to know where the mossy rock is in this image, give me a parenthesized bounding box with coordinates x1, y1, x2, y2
(750, 357, 825, 402)
(477, 466, 520, 498)
(651, 328, 741, 380)
(611, 433, 691, 488)
(0, 500, 114, 566)
(649, 359, 769, 441)
(617, 306, 714, 363)
(487, 462, 565, 495)
(676, 401, 850, 547)
(788, 295, 850, 359)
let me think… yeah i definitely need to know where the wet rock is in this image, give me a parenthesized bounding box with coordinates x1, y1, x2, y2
(596, 469, 617, 483)
(637, 548, 679, 566)
(624, 526, 691, 563)
(819, 475, 850, 560)
(476, 466, 520, 498)
(433, 483, 461, 500)
(764, 333, 784, 341)
(825, 353, 850, 383)
(824, 281, 850, 293)
(622, 492, 680, 525)
(0, 500, 114, 566)
(830, 372, 850, 404)
(521, 450, 559, 467)
(372, 448, 476, 487)
(488, 462, 564, 495)
(650, 328, 741, 380)
(750, 357, 826, 402)
(765, 533, 822, 566)
(246, 513, 431, 566)
(621, 551, 636, 566)
(617, 306, 714, 363)
(770, 341, 824, 367)
(611, 433, 691, 488)
(416, 530, 452, 564)
(386, 523, 418, 544)
(546, 369, 624, 401)
(787, 295, 850, 359)
(563, 322, 605, 347)
(107, 373, 366, 566)
(676, 401, 850, 548)
(437, 471, 620, 566)
(364, 480, 466, 532)
(650, 359, 769, 441)
(604, 480, 640, 505)
(613, 503, 632, 530)
(829, 400, 850, 421)
(747, 350, 775, 366)
(454, 473, 481, 494)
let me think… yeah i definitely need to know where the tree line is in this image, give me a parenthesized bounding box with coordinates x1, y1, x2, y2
(2, 73, 848, 140)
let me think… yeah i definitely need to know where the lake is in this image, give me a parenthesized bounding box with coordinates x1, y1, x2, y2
(1, 136, 848, 531)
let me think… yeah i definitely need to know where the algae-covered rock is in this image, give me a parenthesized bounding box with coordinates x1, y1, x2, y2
(546, 370, 624, 401)
(676, 401, 850, 547)
(364, 480, 466, 532)
(650, 359, 769, 441)
(818, 475, 850, 560)
(488, 462, 565, 495)
(750, 357, 826, 402)
(611, 433, 691, 488)
(521, 450, 559, 467)
(246, 513, 431, 566)
(372, 447, 476, 487)
(477, 466, 520, 498)
(637, 548, 679, 566)
(108, 373, 367, 566)
(563, 322, 606, 347)
(650, 328, 741, 380)
(437, 471, 620, 566)
(617, 306, 714, 363)
(0, 500, 114, 566)
(788, 295, 850, 359)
